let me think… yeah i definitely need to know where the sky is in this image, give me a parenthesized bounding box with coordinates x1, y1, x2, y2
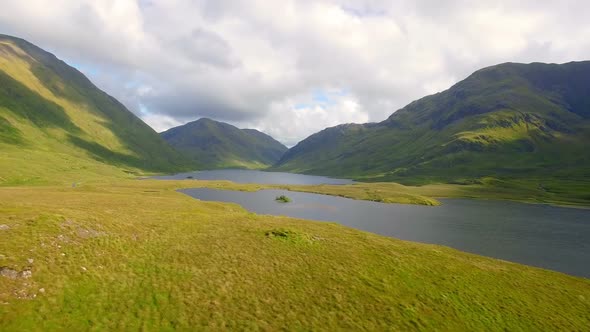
(1, 0, 589, 146)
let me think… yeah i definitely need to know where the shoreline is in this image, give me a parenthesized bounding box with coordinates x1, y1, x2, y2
(146, 174, 590, 209)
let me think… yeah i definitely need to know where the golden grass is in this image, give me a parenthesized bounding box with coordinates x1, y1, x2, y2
(0, 181, 589, 330)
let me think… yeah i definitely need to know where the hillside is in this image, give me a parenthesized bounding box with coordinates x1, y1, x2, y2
(161, 118, 287, 169)
(274, 62, 590, 201)
(0, 34, 190, 185)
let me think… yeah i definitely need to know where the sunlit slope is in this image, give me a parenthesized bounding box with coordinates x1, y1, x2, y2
(275, 62, 590, 192)
(0, 35, 190, 184)
(161, 118, 287, 169)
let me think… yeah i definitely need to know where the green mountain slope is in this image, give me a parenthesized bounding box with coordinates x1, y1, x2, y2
(0, 34, 190, 184)
(161, 118, 287, 169)
(274, 62, 590, 200)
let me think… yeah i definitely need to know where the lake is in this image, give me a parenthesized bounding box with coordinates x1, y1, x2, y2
(170, 170, 590, 278)
(151, 169, 353, 185)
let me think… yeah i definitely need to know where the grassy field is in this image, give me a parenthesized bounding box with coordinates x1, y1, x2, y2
(1, 180, 589, 330)
(285, 177, 590, 208)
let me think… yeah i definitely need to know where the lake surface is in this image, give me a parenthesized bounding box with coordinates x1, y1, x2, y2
(152, 169, 353, 185)
(180, 186, 590, 278)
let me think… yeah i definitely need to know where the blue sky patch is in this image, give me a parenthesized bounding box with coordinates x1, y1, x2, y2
(67, 59, 100, 76)
(295, 88, 349, 110)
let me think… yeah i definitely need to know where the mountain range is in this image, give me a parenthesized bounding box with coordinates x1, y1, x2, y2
(274, 61, 590, 190)
(161, 118, 287, 169)
(1, 33, 589, 201)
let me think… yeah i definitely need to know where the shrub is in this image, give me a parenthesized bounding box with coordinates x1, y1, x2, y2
(275, 195, 291, 203)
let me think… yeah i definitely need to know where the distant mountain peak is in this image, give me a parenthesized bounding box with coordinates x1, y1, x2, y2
(161, 118, 287, 169)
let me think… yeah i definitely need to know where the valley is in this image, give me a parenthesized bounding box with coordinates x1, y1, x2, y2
(0, 33, 588, 330)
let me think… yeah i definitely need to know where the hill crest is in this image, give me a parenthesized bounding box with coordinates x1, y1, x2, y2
(161, 117, 287, 169)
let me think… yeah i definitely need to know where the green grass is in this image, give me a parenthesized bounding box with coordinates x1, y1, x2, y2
(175, 178, 587, 208)
(283, 177, 590, 208)
(275, 195, 291, 203)
(0, 143, 148, 187)
(277, 183, 441, 206)
(0, 181, 589, 330)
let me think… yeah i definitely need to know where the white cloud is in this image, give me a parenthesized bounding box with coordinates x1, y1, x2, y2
(0, 0, 588, 145)
(141, 112, 183, 133)
(239, 94, 369, 147)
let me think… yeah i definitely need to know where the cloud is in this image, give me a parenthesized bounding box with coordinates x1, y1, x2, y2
(239, 91, 369, 147)
(141, 112, 182, 133)
(0, 0, 588, 145)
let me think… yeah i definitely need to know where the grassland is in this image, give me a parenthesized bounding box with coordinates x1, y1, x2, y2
(277, 177, 590, 208)
(1, 179, 589, 330)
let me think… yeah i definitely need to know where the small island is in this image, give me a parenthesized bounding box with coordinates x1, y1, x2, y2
(275, 195, 291, 203)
